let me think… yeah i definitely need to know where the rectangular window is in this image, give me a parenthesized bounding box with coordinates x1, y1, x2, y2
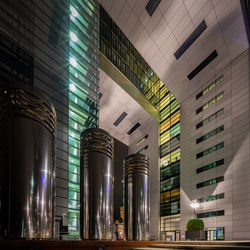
(197, 193, 224, 203)
(137, 145, 148, 154)
(136, 134, 148, 146)
(196, 75, 223, 100)
(196, 125, 224, 144)
(196, 142, 224, 159)
(196, 108, 224, 129)
(196, 92, 224, 114)
(197, 210, 224, 218)
(197, 159, 224, 174)
(196, 176, 224, 189)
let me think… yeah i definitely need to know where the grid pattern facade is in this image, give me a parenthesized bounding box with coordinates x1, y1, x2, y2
(100, 6, 162, 111)
(159, 86, 181, 238)
(68, 0, 100, 238)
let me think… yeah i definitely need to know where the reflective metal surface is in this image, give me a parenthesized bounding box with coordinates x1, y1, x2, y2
(80, 128, 114, 240)
(0, 82, 56, 239)
(124, 154, 150, 241)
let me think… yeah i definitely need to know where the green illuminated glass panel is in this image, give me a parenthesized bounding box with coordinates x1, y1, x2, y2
(196, 159, 224, 174)
(68, 0, 99, 238)
(197, 193, 224, 203)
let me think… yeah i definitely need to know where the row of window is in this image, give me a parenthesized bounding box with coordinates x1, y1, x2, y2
(196, 108, 224, 129)
(196, 142, 224, 159)
(197, 176, 224, 189)
(197, 210, 224, 218)
(196, 92, 224, 114)
(196, 125, 224, 144)
(68, 0, 100, 237)
(197, 193, 224, 203)
(197, 159, 224, 174)
(137, 145, 148, 154)
(196, 75, 224, 100)
(136, 134, 148, 146)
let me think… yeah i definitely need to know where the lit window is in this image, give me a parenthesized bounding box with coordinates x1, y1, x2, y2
(70, 31, 78, 42)
(70, 6, 78, 17)
(70, 58, 77, 67)
(70, 83, 76, 92)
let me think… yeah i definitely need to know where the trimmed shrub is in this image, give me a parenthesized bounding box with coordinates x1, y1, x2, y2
(186, 219, 204, 231)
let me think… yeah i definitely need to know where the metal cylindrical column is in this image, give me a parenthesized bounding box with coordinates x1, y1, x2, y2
(80, 128, 114, 240)
(0, 83, 56, 239)
(124, 154, 150, 241)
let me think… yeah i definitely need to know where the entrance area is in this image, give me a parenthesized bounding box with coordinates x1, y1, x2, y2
(206, 227, 225, 240)
(161, 230, 180, 241)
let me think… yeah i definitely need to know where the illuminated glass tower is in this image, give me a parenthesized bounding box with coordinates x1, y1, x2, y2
(68, 0, 100, 238)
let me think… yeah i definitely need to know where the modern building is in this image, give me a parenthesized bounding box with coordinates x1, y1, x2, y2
(0, 0, 249, 241)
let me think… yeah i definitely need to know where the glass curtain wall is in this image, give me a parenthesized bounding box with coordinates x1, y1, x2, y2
(68, 0, 100, 238)
(100, 6, 161, 111)
(100, 6, 181, 240)
(159, 86, 181, 238)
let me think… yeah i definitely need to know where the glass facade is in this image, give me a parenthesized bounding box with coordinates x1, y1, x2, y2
(100, 6, 162, 111)
(99, 6, 181, 238)
(68, 0, 100, 238)
(159, 87, 180, 235)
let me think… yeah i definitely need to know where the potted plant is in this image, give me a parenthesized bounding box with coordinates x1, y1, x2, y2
(185, 219, 206, 240)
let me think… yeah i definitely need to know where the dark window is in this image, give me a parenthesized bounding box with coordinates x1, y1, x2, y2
(0, 32, 33, 85)
(197, 176, 224, 189)
(113, 112, 127, 126)
(197, 193, 224, 203)
(127, 122, 141, 135)
(196, 108, 224, 129)
(196, 142, 224, 159)
(196, 125, 224, 144)
(188, 50, 218, 80)
(145, 0, 161, 17)
(197, 159, 224, 174)
(197, 210, 224, 218)
(174, 20, 207, 60)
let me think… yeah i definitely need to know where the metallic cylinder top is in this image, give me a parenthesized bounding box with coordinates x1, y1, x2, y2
(1, 82, 56, 136)
(80, 127, 113, 158)
(124, 153, 149, 176)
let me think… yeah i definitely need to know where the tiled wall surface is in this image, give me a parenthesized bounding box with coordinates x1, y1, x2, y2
(180, 49, 250, 240)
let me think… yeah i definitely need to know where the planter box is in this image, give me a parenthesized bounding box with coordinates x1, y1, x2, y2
(185, 230, 206, 240)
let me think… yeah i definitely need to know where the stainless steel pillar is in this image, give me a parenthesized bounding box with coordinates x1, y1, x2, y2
(80, 128, 114, 240)
(0, 82, 56, 239)
(124, 154, 150, 241)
